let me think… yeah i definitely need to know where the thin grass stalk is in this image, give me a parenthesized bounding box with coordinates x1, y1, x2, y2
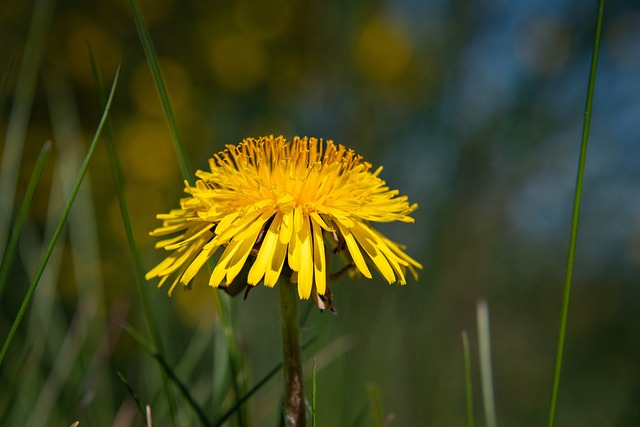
(212, 335, 316, 427)
(547, 1, 605, 426)
(366, 383, 384, 427)
(476, 300, 497, 427)
(461, 330, 474, 427)
(0, 0, 56, 261)
(117, 371, 149, 423)
(0, 141, 51, 299)
(26, 67, 112, 426)
(0, 66, 119, 368)
(127, 3, 248, 423)
(127, 0, 192, 182)
(124, 325, 213, 427)
(87, 47, 164, 350)
(86, 50, 180, 426)
(213, 361, 282, 427)
(211, 291, 248, 426)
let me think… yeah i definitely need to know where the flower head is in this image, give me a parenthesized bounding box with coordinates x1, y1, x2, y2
(146, 136, 422, 299)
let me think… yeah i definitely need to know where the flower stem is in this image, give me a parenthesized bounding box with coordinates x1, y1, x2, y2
(278, 282, 306, 426)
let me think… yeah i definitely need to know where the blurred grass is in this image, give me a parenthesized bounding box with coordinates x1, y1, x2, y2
(0, 0, 638, 426)
(0, 65, 119, 368)
(0, 141, 51, 299)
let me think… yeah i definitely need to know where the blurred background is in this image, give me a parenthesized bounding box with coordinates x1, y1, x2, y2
(1, 0, 639, 425)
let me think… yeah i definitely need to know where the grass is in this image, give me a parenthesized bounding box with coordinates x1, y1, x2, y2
(0, 0, 613, 426)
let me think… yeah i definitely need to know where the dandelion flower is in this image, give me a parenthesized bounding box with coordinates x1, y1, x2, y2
(146, 135, 422, 299)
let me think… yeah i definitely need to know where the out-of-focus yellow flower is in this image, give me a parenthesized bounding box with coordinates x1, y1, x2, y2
(146, 136, 421, 299)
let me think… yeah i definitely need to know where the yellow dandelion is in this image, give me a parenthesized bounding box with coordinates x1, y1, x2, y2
(146, 135, 422, 299)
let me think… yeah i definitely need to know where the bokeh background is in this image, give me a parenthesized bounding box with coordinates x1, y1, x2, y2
(1, 0, 640, 425)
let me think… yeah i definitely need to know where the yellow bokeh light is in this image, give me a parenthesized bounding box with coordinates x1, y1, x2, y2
(113, 0, 175, 25)
(117, 118, 179, 184)
(131, 59, 193, 118)
(174, 273, 218, 327)
(234, 0, 291, 40)
(355, 16, 412, 83)
(209, 34, 268, 91)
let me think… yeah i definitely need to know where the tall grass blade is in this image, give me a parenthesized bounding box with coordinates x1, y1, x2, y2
(87, 46, 163, 350)
(0, 141, 51, 299)
(0, 0, 56, 262)
(117, 371, 149, 424)
(87, 48, 180, 425)
(461, 330, 474, 427)
(0, 65, 120, 368)
(213, 362, 282, 427)
(366, 383, 384, 427)
(548, 1, 605, 426)
(123, 325, 213, 427)
(127, 2, 248, 423)
(128, 0, 192, 183)
(212, 294, 248, 426)
(213, 336, 317, 427)
(476, 300, 497, 427)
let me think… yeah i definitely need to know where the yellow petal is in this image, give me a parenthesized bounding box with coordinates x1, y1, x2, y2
(248, 212, 283, 285)
(164, 225, 213, 250)
(335, 220, 372, 279)
(297, 214, 313, 299)
(310, 212, 334, 231)
(265, 237, 288, 287)
(154, 234, 185, 249)
(215, 210, 240, 236)
(146, 256, 175, 280)
(225, 224, 264, 284)
(351, 222, 396, 284)
(287, 211, 301, 271)
(181, 241, 221, 284)
(235, 210, 273, 240)
(149, 222, 192, 236)
(312, 218, 326, 295)
(279, 210, 293, 244)
(209, 239, 241, 287)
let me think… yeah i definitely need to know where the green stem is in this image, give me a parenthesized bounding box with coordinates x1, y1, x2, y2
(278, 282, 306, 427)
(548, 1, 604, 426)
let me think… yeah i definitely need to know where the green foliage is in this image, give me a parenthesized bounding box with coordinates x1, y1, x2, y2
(0, 0, 626, 426)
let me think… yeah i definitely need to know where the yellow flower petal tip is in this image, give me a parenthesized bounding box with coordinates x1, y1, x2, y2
(147, 136, 422, 299)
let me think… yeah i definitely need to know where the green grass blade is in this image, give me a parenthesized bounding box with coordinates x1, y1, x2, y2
(0, 65, 120, 368)
(0, 141, 51, 299)
(461, 330, 474, 427)
(123, 325, 214, 427)
(366, 383, 384, 427)
(213, 336, 317, 427)
(117, 371, 149, 424)
(477, 300, 497, 427)
(87, 45, 163, 351)
(212, 293, 248, 426)
(0, 0, 56, 262)
(87, 47, 180, 426)
(128, 0, 192, 183)
(548, 1, 605, 426)
(213, 361, 282, 427)
(127, 3, 249, 422)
